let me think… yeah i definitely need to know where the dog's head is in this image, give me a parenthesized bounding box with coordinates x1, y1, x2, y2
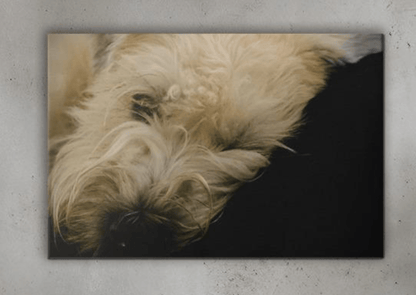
(49, 34, 377, 256)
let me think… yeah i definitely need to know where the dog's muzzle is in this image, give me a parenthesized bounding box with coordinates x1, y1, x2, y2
(94, 208, 177, 257)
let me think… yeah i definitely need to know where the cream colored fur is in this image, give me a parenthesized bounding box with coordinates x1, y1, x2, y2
(48, 34, 382, 253)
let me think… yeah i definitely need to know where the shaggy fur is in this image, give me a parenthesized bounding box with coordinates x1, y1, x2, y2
(48, 34, 381, 256)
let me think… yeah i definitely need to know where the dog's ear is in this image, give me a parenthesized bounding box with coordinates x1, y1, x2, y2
(312, 34, 383, 64)
(340, 34, 383, 63)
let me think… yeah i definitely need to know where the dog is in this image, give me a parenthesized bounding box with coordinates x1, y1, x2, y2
(48, 34, 382, 256)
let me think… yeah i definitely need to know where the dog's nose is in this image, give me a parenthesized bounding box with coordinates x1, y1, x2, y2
(95, 209, 176, 257)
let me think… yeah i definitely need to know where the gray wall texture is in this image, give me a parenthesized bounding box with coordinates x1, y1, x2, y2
(1, 0, 415, 294)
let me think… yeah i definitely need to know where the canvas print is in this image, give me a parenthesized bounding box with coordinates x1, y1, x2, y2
(48, 34, 383, 258)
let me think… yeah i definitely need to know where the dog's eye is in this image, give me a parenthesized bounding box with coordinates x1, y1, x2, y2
(132, 94, 152, 101)
(131, 94, 158, 123)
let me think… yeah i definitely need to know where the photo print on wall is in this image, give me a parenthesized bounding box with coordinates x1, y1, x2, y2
(48, 34, 383, 258)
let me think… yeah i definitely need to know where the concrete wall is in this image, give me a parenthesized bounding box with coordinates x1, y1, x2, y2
(1, 0, 415, 294)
